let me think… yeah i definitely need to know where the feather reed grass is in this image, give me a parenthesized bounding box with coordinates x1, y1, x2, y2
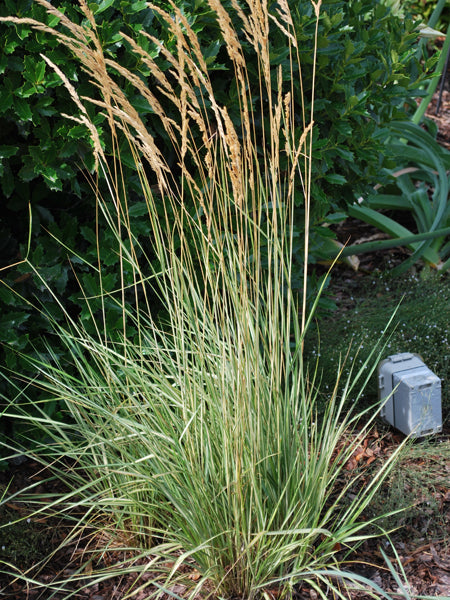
(0, 1, 409, 598)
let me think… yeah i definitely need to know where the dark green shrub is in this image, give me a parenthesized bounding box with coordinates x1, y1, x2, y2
(298, 1, 433, 215)
(0, 0, 164, 449)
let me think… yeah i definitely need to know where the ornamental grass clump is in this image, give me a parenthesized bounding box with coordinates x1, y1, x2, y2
(1, 1, 407, 598)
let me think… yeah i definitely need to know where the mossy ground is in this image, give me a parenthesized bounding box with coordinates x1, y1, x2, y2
(0, 491, 57, 570)
(0, 469, 68, 573)
(304, 269, 450, 417)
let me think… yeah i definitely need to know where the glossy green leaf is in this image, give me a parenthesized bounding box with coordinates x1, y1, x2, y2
(94, 0, 116, 15)
(0, 312, 30, 342)
(14, 97, 33, 121)
(324, 173, 346, 185)
(0, 145, 19, 159)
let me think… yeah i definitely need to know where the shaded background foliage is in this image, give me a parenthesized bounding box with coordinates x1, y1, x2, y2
(0, 0, 437, 449)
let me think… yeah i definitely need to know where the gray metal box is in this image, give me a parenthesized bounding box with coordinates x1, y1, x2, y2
(378, 352, 442, 438)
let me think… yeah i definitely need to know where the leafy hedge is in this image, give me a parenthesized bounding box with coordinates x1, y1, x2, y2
(0, 0, 433, 448)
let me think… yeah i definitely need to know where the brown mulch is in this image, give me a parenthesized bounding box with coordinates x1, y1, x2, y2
(418, 34, 450, 152)
(1, 423, 449, 600)
(425, 75, 450, 152)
